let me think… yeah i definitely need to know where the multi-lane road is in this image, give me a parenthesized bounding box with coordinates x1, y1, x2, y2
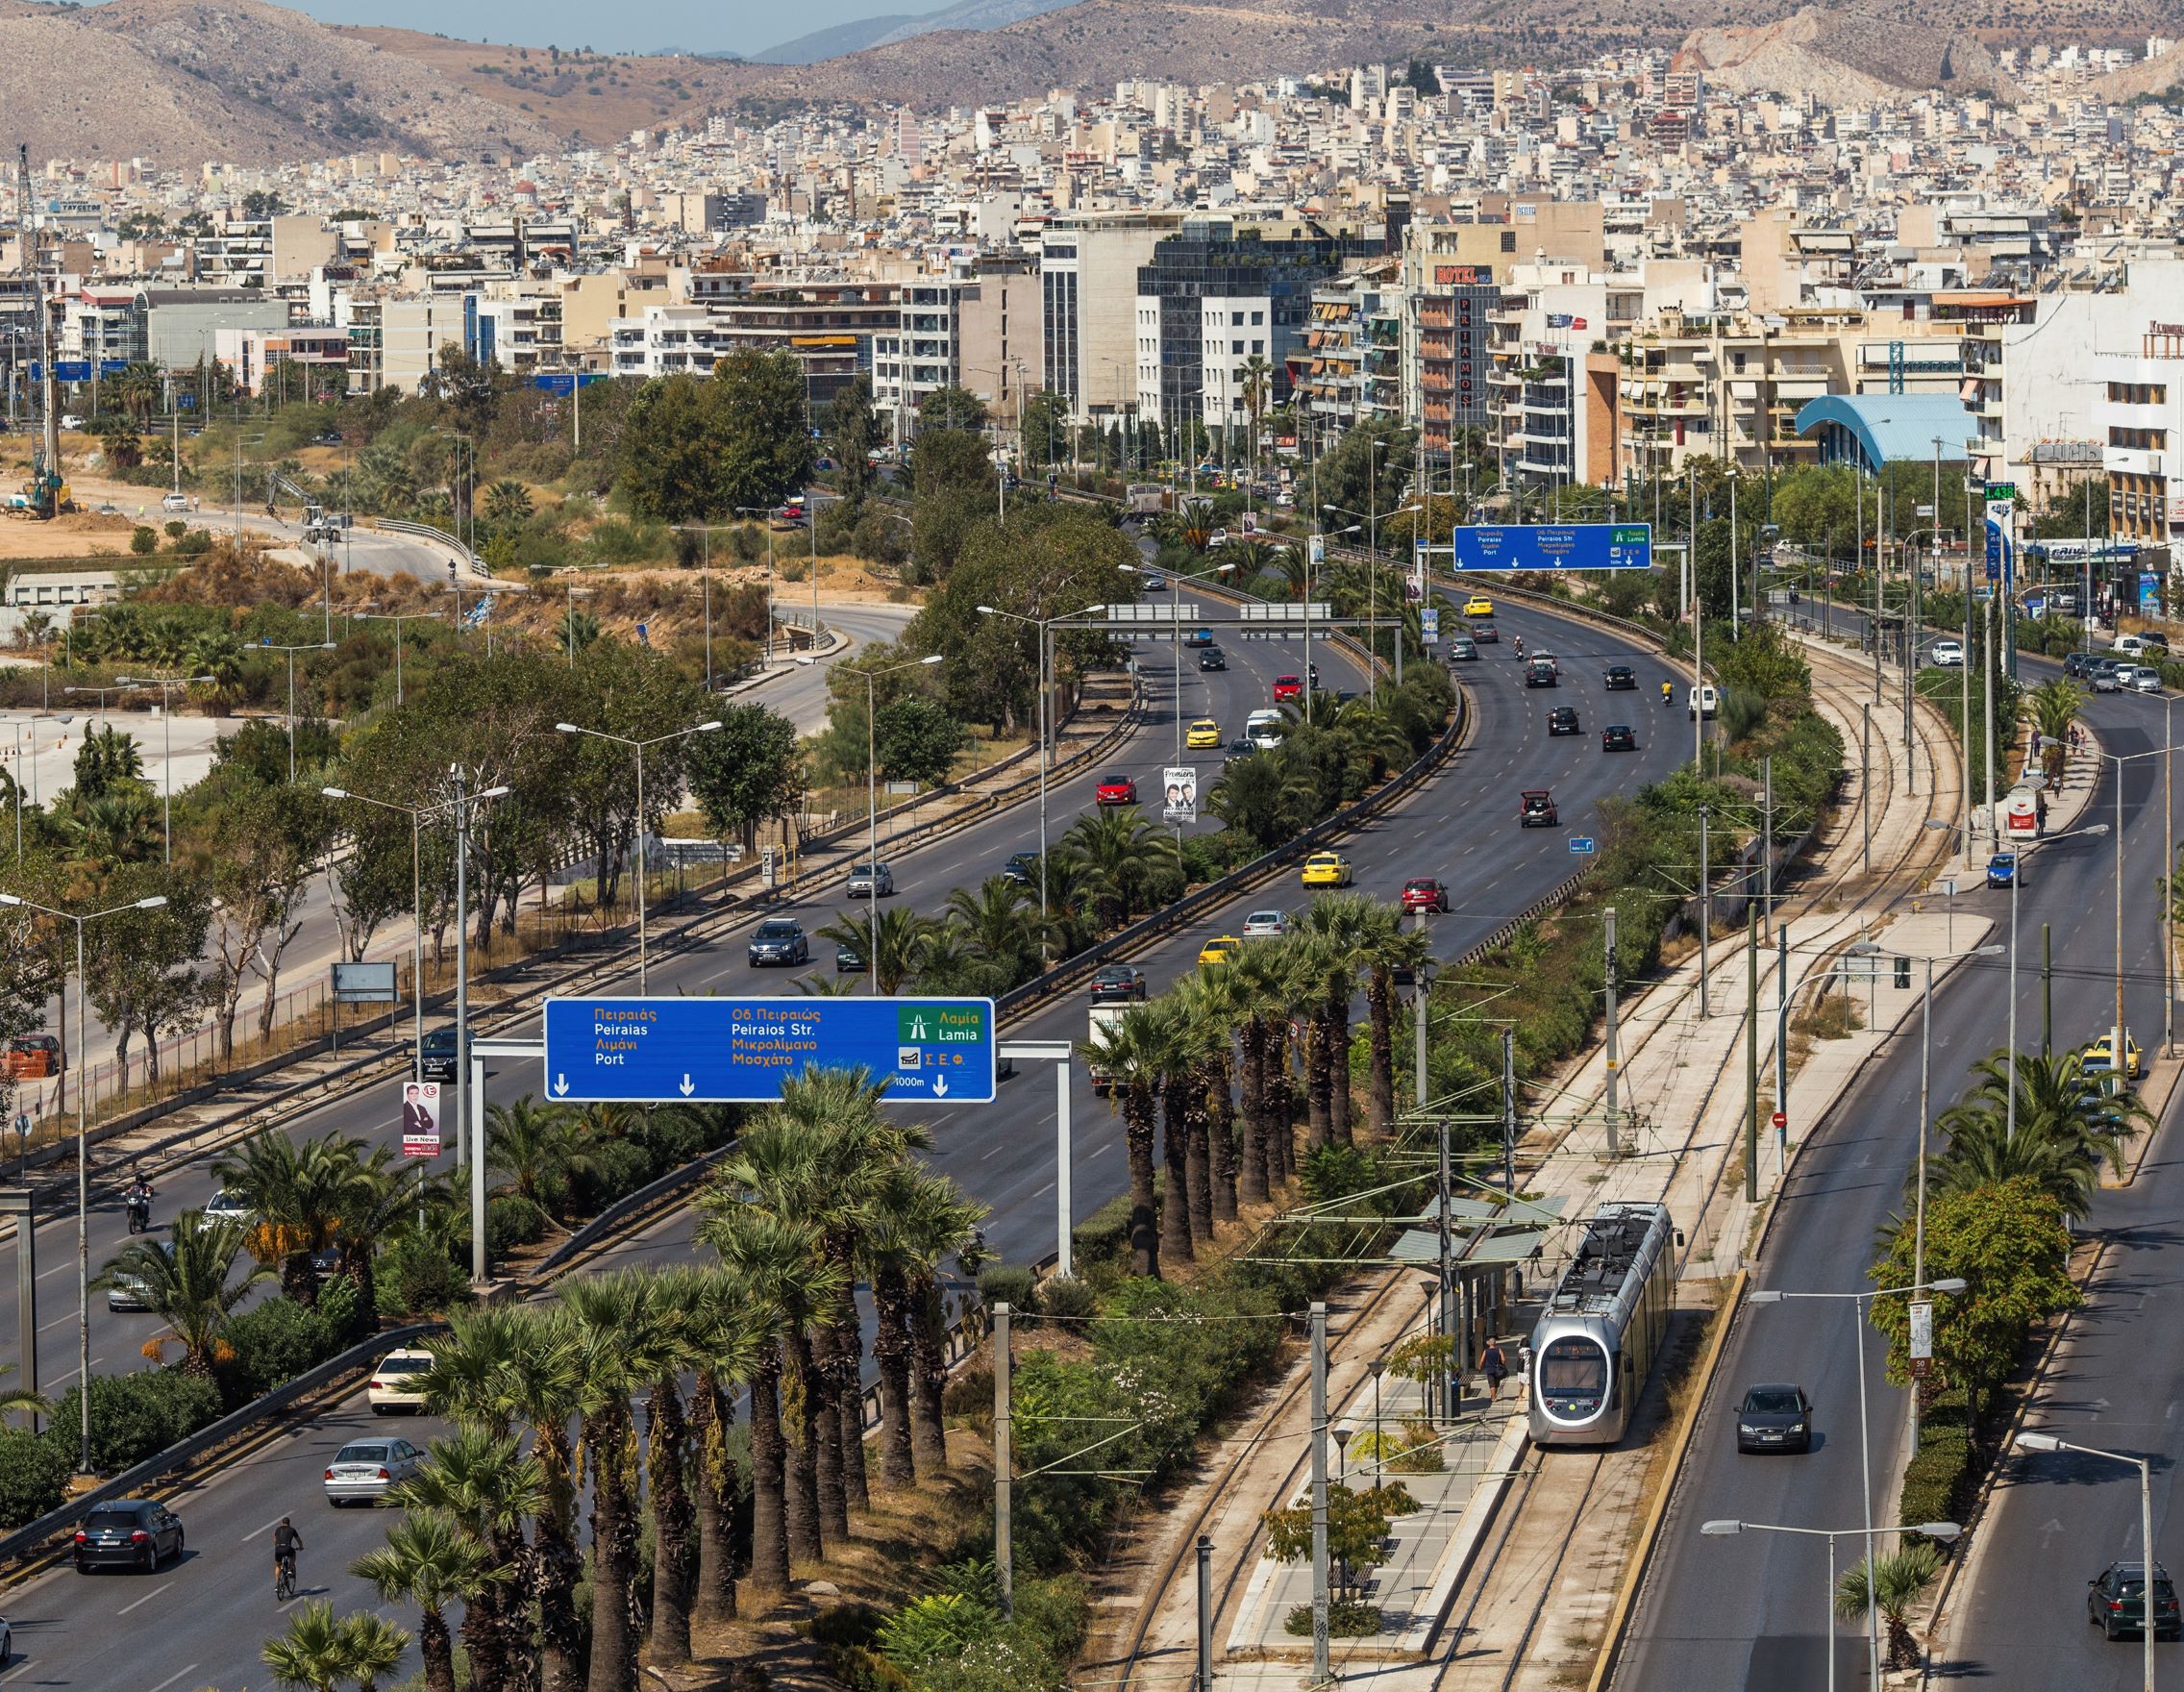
(0, 585, 1690, 1688)
(1616, 648, 2181, 1689)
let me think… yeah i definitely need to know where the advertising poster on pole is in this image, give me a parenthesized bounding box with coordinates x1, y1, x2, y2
(1409, 540, 1427, 603)
(399, 1081, 442, 1158)
(1161, 765, 1198, 825)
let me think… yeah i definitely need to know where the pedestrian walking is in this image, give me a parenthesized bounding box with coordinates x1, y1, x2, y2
(1481, 1337, 1509, 1401)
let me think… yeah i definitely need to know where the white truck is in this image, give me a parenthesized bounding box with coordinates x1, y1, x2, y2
(1086, 1004, 1127, 1094)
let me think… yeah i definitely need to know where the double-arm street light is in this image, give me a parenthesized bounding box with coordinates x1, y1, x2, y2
(1700, 1517, 1961, 1691)
(0, 890, 168, 1473)
(112, 674, 212, 862)
(2103, 737, 2184, 1059)
(2017, 1431, 2158, 1691)
(554, 719, 723, 993)
(258, 638, 335, 782)
(977, 605, 1103, 942)
(358, 610, 446, 707)
(1747, 1276, 1968, 1683)
(856, 656, 942, 993)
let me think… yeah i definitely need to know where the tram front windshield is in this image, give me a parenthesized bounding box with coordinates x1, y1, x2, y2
(1538, 1337, 1607, 1397)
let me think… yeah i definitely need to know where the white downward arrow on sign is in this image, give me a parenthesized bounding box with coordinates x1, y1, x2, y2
(932, 1075, 949, 1098)
(554, 1073, 569, 1096)
(680, 1074, 695, 1097)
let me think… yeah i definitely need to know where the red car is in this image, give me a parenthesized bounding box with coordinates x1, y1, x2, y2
(1272, 674, 1303, 703)
(1401, 878, 1451, 914)
(1095, 772, 1138, 807)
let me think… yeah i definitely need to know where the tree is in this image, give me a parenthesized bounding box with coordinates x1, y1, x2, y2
(485, 1094, 593, 1215)
(1020, 388, 1071, 471)
(641, 1267, 713, 1669)
(1262, 1480, 1421, 1601)
(2023, 677, 2084, 784)
(79, 859, 211, 1084)
(1932, 1047, 2142, 1219)
(816, 906, 931, 995)
(918, 385, 989, 434)
(825, 376, 881, 509)
(615, 373, 732, 522)
(875, 694, 965, 787)
(92, 412, 142, 471)
(98, 1208, 268, 1373)
(1834, 1541, 1942, 1670)
(686, 704, 803, 853)
(1359, 902, 1431, 1134)
(337, 1612, 411, 1692)
(482, 479, 534, 531)
(212, 1129, 362, 1305)
(261, 1601, 362, 1692)
(391, 1428, 545, 1692)
(1080, 1004, 1171, 1277)
(712, 347, 816, 514)
(185, 760, 330, 1057)
(1315, 419, 1414, 531)
(1056, 807, 1172, 931)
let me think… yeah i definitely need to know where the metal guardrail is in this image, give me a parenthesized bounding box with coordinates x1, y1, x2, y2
(376, 517, 485, 579)
(0, 1321, 444, 1564)
(532, 1143, 740, 1276)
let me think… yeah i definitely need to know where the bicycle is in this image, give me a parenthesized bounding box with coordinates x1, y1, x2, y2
(274, 1552, 297, 1603)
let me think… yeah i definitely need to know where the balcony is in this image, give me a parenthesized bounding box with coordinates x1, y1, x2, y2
(1422, 336, 1453, 361)
(1420, 306, 1454, 331)
(1422, 370, 1453, 394)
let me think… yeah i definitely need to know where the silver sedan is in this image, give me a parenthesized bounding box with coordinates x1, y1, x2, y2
(324, 1437, 425, 1505)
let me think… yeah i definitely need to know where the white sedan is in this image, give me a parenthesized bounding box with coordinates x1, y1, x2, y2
(1242, 909, 1288, 939)
(1929, 638, 1965, 667)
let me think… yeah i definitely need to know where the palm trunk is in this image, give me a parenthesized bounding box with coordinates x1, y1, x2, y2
(1365, 966, 1397, 1136)
(1237, 1023, 1269, 1207)
(873, 1265, 917, 1487)
(827, 1273, 869, 1515)
(1265, 1032, 1295, 1187)
(1125, 1079, 1160, 1279)
(1206, 1053, 1238, 1221)
(747, 1347, 792, 1600)
(1160, 1077, 1194, 1264)
(1303, 1015, 1331, 1149)
(584, 1403, 641, 1692)
(1328, 993, 1353, 1144)
(787, 1328, 838, 1554)
(459, 1540, 512, 1692)
(1185, 1063, 1215, 1239)
(644, 1376, 695, 1669)
(691, 1373, 739, 1632)
(533, 1425, 585, 1692)
(910, 1279, 950, 1472)
(419, 1607, 459, 1692)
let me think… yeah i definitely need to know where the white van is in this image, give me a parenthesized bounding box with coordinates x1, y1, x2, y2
(1688, 684, 1720, 721)
(2114, 634, 2149, 659)
(1245, 708, 1287, 751)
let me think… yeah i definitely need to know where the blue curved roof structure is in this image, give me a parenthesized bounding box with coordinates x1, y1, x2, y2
(1794, 394, 1974, 473)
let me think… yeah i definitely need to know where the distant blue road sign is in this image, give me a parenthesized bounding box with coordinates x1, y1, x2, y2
(531, 372, 603, 395)
(51, 361, 90, 383)
(1568, 836, 1597, 855)
(1453, 524, 1652, 572)
(542, 996, 997, 1103)
(176, 394, 197, 409)
(98, 360, 129, 378)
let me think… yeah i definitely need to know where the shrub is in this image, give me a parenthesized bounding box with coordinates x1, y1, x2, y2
(130, 525, 158, 556)
(218, 1295, 343, 1407)
(45, 1368, 224, 1476)
(942, 1362, 992, 1430)
(1899, 1389, 1977, 1545)
(1038, 1276, 1098, 1324)
(0, 1428, 72, 1528)
(1069, 1195, 1132, 1281)
(375, 1228, 472, 1318)
(485, 1193, 550, 1257)
(1285, 1599, 1382, 1637)
(977, 1263, 1038, 1318)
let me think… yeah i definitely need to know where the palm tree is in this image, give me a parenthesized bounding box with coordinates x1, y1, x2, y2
(1082, 1003, 1172, 1277)
(392, 1428, 545, 1692)
(261, 1601, 356, 1692)
(1934, 1048, 2142, 1218)
(2023, 676, 2084, 784)
(0, 1363, 49, 1423)
(1835, 1541, 1942, 1669)
(856, 1164, 931, 1488)
(485, 1093, 592, 1215)
(340, 1610, 412, 1692)
(353, 1511, 500, 1692)
(1360, 905, 1432, 1135)
(99, 1209, 269, 1373)
(484, 479, 534, 529)
(642, 1267, 718, 1670)
(1221, 940, 1294, 1207)
(689, 1273, 763, 1635)
(185, 630, 248, 718)
(816, 906, 931, 994)
(944, 875, 1053, 977)
(211, 1129, 358, 1304)
(1299, 895, 1377, 1145)
(1170, 973, 1231, 1232)
(1239, 354, 1273, 486)
(1058, 807, 1172, 931)
(897, 1172, 985, 1472)
(697, 1204, 848, 1595)
(1146, 998, 1199, 1264)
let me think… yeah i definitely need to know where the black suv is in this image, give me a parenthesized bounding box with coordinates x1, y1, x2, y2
(1001, 852, 1041, 884)
(419, 1026, 470, 1083)
(74, 1499, 185, 1572)
(2090, 1562, 2183, 1641)
(1547, 706, 1580, 735)
(1198, 645, 1227, 671)
(1734, 1383, 1812, 1454)
(1601, 724, 1637, 753)
(1602, 664, 1637, 690)
(747, 919, 808, 967)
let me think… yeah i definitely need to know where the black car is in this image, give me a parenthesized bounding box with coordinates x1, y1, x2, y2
(1090, 964, 1147, 1004)
(835, 941, 864, 973)
(747, 919, 808, 967)
(2064, 651, 2094, 680)
(1001, 851, 1041, 884)
(74, 1499, 185, 1572)
(1601, 724, 1637, 752)
(1548, 706, 1580, 735)
(2090, 1562, 2184, 1641)
(1225, 737, 1257, 759)
(1603, 664, 1637, 690)
(1198, 645, 1227, 671)
(419, 1026, 470, 1083)
(1525, 661, 1558, 688)
(1734, 1383, 1813, 1454)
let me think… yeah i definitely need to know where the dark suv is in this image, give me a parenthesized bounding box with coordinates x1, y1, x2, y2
(419, 1026, 470, 1083)
(1519, 789, 1558, 827)
(74, 1499, 185, 1572)
(1547, 706, 1580, 735)
(747, 919, 808, 967)
(1602, 664, 1637, 690)
(1002, 851, 1041, 884)
(2090, 1562, 2183, 1641)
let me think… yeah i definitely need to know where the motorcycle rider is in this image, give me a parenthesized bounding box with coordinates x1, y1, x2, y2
(124, 1164, 154, 1232)
(1513, 635, 1526, 661)
(1660, 680, 1675, 707)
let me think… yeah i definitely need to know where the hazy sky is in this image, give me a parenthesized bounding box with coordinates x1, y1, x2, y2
(109, 0, 954, 55)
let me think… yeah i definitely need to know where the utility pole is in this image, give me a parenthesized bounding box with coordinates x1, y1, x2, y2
(1861, 705, 1873, 874)
(1763, 755, 1775, 927)
(994, 1302, 1013, 1622)
(1913, 953, 1932, 1454)
(1603, 906, 1621, 1155)
(2042, 922, 2052, 1057)
(1982, 592, 1996, 817)
(1196, 1535, 1213, 1692)
(1309, 1302, 1330, 1687)
(1745, 906, 1760, 1204)
(1438, 1110, 1454, 1420)
(1774, 923, 1790, 1178)
(1699, 805, 1712, 1018)
(1414, 961, 1430, 1110)
(1501, 1029, 1517, 1196)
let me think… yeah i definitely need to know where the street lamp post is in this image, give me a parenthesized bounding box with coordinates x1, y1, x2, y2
(258, 639, 336, 782)
(322, 785, 466, 1081)
(112, 674, 213, 863)
(977, 606, 1103, 950)
(441, 774, 509, 1282)
(358, 610, 445, 708)
(1746, 1276, 1968, 1683)
(855, 657, 942, 993)
(2099, 741, 2184, 1068)
(0, 890, 168, 1473)
(554, 719, 724, 994)
(2017, 1431, 2157, 1691)
(1699, 1517, 1961, 1690)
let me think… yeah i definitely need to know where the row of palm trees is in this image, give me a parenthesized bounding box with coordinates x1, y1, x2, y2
(1083, 890, 1428, 1278)
(1925, 1045, 2147, 1221)
(323, 1066, 985, 1692)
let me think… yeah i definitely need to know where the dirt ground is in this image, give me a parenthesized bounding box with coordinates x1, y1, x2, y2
(0, 506, 140, 559)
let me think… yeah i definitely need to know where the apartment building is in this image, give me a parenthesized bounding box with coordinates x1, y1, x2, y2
(1039, 209, 1187, 426)
(873, 261, 1040, 439)
(1301, 267, 1402, 439)
(212, 324, 350, 395)
(607, 303, 732, 377)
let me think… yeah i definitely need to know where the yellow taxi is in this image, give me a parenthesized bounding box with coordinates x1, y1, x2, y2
(1186, 716, 1222, 749)
(1462, 593, 1495, 617)
(1300, 852, 1353, 888)
(1197, 934, 1243, 966)
(2084, 1031, 2143, 1081)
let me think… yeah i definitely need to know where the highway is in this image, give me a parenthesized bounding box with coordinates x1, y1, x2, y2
(0, 588, 1691, 1690)
(1613, 660, 2178, 1690)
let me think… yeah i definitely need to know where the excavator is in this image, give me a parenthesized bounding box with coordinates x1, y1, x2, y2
(7, 451, 71, 519)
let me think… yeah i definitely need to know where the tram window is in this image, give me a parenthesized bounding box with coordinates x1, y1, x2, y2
(1538, 1338, 1606, 1395)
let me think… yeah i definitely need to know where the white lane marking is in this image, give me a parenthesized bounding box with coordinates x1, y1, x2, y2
(36, 1312, 75, 1333)
(242, 1513, 285, 1542)
(115, 1580, 171, 1616)
(145, 1667, 200, 1692)
(1033, 1181, 1055, 1197)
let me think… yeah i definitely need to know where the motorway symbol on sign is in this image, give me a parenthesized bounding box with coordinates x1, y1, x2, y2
(1568, 836, 1597, 854)
(542, 996, 998, 1104)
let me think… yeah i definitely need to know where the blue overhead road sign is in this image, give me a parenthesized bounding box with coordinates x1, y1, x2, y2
(542, 995, 998, 1103)
(1568, 836, 1598, 855)
(532, 372, 604, 395)
(1452, 524, 1652, 572)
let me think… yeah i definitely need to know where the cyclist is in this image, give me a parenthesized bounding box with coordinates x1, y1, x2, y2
(273, 1516, 302, 1597)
